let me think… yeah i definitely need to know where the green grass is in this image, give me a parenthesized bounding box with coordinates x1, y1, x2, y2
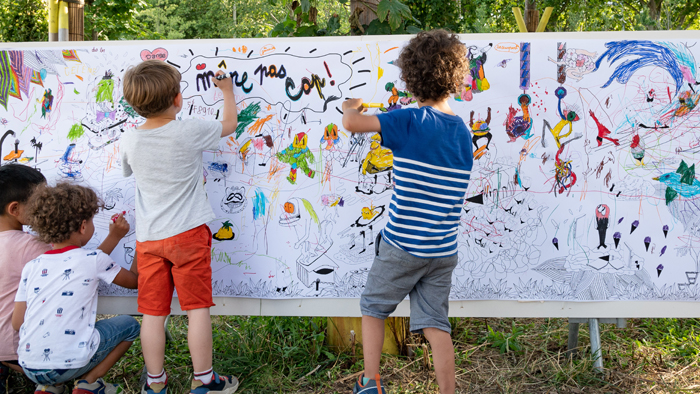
(7, 317, 700, 393)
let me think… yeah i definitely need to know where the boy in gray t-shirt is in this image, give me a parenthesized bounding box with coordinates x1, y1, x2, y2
(121, 60, 239, 394)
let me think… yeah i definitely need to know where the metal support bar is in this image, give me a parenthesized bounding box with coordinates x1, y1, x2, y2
(588, 318, 604, 372)
(566, 322, 579, 357)
(568, 318, 627, 372)
(164, 315, 174, 342)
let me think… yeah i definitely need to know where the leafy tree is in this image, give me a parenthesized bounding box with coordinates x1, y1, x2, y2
(84, 0, 148, 40)
(0, 0, 48, 42)
(270, 0, 352, 37)
(465, 0, 700, 33)
(402, 0, 465, 32)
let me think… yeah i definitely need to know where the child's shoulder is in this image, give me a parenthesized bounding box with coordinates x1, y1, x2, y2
(0, 230, 50, 265)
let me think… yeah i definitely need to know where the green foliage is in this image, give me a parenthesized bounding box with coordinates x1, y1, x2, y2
(270, 0, 350, 37)
(403, 0, 465, 32)
(84, 0, 148, 40)
(0, 0, 48, 42)
(460, 0, 700, 33)
(482, 322, 524, 354)
(376, 0, 414, 30)
(352, 0, 420, 35)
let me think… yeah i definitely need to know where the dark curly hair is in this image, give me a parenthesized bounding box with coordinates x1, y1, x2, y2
(27, 182, 103, 244)
(396, 29, 469, 102)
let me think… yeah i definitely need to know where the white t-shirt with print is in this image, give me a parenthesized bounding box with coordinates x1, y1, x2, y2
(15, 246, 121, 369)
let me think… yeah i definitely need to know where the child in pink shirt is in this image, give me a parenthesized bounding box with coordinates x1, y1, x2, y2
(0, 164, 129, 393)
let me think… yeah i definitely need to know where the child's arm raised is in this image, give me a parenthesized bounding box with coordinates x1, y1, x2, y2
(342, 99, 381, 133)
(97, 213, 129, 255)
(212, 71, 238, 138)
(12, 302, 26, 331)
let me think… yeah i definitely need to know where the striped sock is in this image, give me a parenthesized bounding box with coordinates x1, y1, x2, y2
(147, 369, 167, 385)
(194, 368, 214, 385)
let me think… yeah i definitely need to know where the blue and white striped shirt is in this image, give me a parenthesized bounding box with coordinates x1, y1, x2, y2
(377, 106, 473, 258)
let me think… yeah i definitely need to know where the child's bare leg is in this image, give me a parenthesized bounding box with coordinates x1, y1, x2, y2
(423, 327, 455, 394)
(362, 315, 385, 377)
(141, 314, 168, 375)
(186, 308, 213, 372)
(81, 341, 133, 383)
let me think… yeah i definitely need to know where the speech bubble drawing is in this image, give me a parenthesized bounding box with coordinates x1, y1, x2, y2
(180, 53, 353, 114)
(140, 48, 168, 61)
(495, 42, 520, 53)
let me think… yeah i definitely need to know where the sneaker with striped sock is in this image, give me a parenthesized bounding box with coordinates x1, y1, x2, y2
(141, 369, 167, 394)
(141, 381, 167, 394)
(190, 372, 238, 394)
(352, 374, 386, 394)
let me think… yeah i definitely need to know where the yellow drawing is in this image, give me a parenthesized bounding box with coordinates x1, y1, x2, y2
(362, 134, 393, 175)
(213, 220, 235, 241)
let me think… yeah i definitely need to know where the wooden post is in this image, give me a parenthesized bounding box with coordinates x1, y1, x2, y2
(68, 0, 85, 41)
(48, 0, 59, 41)
(524, 0, 539, 32)
(326, 316, 407, 356)
(58, 1, 69, 41)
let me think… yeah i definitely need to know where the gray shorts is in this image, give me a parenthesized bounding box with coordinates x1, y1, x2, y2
(360, 233, 458, 334)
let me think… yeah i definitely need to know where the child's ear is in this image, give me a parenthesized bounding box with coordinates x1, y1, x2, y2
(5, 201, 21, 218)
(174, 92, 183, 108)
(79, 219, 88, 235)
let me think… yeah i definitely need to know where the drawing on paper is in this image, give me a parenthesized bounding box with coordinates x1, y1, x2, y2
(3, 37, 700, 301)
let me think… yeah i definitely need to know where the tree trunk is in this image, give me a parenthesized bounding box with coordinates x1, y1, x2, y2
(350, 0, 379, 34)
(524, 0, 539, 32)
(647, 0, 663, 21)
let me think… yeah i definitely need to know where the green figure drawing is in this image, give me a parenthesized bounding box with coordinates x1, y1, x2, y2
(277, 132, 315, 184)
(96, 71, 115, 106)
(235, 101, 261, 139)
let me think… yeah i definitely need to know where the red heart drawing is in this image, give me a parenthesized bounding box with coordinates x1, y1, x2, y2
(196, 63, 206, 71)
(140, 48, 168, 62)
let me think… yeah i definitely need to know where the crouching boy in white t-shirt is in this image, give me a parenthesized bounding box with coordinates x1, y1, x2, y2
(12, 183, 139, 394)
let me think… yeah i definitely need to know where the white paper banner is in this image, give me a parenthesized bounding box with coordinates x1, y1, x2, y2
(2, 34, 699, 302)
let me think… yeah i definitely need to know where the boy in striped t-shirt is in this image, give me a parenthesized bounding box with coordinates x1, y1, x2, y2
(342, 29, 472, 394)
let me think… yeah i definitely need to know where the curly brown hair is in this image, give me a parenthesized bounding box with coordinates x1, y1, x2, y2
(396, 29, 469, 102)
(27, 182, 103, 244)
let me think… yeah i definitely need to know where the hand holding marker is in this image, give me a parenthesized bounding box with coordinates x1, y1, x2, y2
(111, 211, 126, 223)
(215, 72, 235, 81)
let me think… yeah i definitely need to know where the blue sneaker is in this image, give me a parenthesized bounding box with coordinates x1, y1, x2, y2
(353, 374, 386, 394)
(141, 380, 167, 394)
(190, 372, 238, 394)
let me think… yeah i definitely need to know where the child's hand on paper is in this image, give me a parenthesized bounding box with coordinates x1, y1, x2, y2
(108, 212, 130, 240)
(212, 70, 233, 91)
(342, 98, 366, 113)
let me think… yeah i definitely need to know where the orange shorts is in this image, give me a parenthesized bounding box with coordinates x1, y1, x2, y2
(136, 224, 215, 316)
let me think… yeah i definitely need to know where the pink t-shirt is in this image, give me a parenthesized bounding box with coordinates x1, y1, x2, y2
(0, 230, 50, 361)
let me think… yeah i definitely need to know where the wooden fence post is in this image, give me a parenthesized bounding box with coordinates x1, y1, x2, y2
(68, 0, 85, 41)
